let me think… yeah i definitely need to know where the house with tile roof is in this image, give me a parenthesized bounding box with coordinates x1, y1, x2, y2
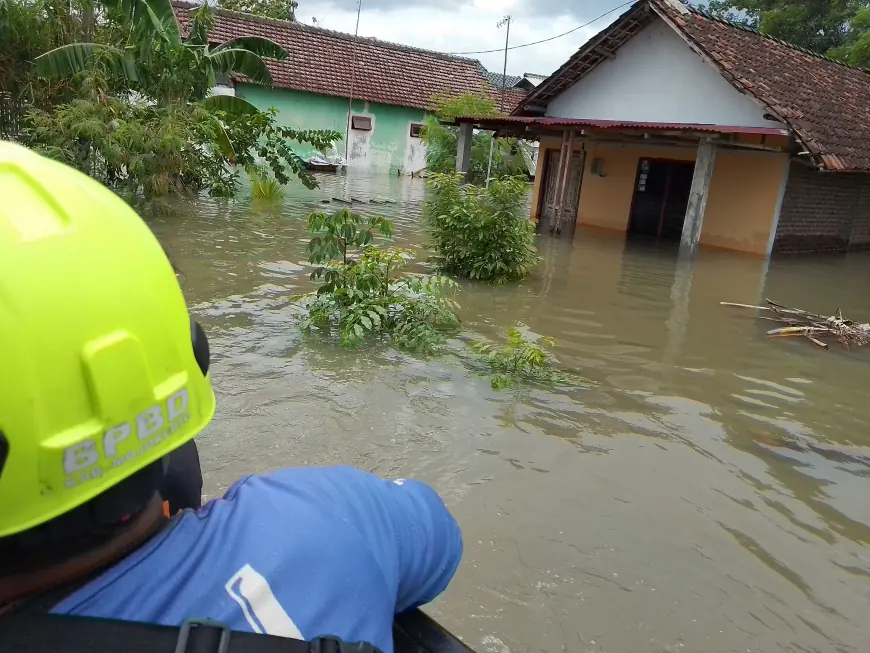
(483, 72, 548, 93)
(172, 1, 527, 174)
(455, 0, 870, 255)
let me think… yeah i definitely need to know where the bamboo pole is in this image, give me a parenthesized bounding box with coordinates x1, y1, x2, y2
(722, 299, 868, 350)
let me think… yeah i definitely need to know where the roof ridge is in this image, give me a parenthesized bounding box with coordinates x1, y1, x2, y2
(684, 2, 870, 76)
(474, 62, 533, 92)
(171, 0, 486, 66)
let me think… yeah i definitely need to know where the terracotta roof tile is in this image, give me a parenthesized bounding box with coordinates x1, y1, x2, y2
(172, 1, 527, 113)
(661, 3, 870, 171)
(518, 0, 870, 171)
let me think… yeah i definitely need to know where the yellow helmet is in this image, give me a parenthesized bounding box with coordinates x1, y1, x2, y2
(0, 142, 216, 539)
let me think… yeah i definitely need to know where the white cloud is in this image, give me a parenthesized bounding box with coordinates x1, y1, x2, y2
(297, 0, 613, 76)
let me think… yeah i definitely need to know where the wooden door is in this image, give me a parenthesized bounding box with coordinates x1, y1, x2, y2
(540, 150, 585, 232)
(560, 152, 585, 229)
(540, 150, 561, 229)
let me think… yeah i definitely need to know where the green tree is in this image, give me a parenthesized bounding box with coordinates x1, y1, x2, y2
(0, 0, 103, 138)
(34, 1, 282, 106)
(428, 90, 499, 119)
(827, 7, 870, 66)
(219, 0, 298, 21)
(24, 0, 340, 196)
(420, 91, 528, 184)
(703, 0, 865, 62)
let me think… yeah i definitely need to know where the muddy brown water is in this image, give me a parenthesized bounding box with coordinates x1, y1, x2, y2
(149, 173, 870, 653)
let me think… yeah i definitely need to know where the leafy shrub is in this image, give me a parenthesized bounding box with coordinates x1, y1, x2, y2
(297, 210, 461, 354)
(24, 98, 337, 198)
(470, 326, 594, 389)
(428, 91, 500, 120)
(425, 172, 540, 283)
(26, 98, 221, 198)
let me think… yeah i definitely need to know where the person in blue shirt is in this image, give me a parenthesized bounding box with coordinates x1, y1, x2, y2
(0, 143, 462, 653)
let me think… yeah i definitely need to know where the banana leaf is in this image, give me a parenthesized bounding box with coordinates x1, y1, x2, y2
(214, 37, 287, 61)
(206, 48, 273, 86)
(35, 44, 138, 82)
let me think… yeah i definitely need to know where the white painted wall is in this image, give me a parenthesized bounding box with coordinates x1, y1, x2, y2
(545, 18, 786, 128)
(345, 102, 428, 174)
(403, 130, 427, 174)
(346, 108, 374, 170)
(208, 85, 236, 97)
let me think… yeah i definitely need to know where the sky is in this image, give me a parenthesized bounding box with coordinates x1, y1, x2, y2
(293, 0, 635, 77)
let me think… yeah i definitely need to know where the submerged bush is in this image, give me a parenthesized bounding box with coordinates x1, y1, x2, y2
(307, 208, 393, 265)
(425, 172, 540, 283)
(469, 326, 594, 390)
(248, 166, 284, 201)
(296, 210, 461, 354)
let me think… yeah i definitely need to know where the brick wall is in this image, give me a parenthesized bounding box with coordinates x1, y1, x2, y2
(772, 163, 870, 253)
(848, 181, 870, 249)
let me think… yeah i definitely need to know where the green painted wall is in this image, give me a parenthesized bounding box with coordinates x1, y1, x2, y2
(237, 85, 428, 173)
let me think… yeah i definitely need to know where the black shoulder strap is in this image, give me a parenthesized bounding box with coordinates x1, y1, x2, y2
(0, 612, 381, 653)
(2, 572, 466, 653)
(392, 610, 476, 653)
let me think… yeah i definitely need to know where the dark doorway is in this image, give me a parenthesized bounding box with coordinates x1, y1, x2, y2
(627, 159, 695, 241)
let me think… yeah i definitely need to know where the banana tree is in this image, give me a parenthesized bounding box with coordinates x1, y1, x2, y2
(28, 0, 320, 185)
(34, 0, 285, 109)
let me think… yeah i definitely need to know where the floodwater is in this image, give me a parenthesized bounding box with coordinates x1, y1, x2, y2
(149, 173, 870, 653)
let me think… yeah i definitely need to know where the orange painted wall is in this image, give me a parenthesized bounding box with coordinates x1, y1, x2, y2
(701, 151, 788, 254)
(576, 142, 696, 231)
(530, 135, 788, 254)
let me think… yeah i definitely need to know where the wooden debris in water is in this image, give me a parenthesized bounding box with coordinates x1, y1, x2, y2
(721, 299, 870, 350)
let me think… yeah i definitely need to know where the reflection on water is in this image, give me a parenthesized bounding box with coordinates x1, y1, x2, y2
(149, 172, 870, 653)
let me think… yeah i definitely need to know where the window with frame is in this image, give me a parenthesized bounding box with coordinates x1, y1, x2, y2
(409, 123, 423, 138)
(351, 115, 372, 131)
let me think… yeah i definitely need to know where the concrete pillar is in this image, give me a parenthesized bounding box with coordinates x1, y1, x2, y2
(765, 156, 791, 256)
(456, 122, 473, 174)
(680, 140, 717, 255)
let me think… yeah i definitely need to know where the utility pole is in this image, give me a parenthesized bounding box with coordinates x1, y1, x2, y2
(344, 0, 363, 161)
(486, 15, 511, 187)
(498, 14, 511, 113)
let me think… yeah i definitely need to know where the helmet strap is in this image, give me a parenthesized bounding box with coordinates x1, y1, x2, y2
(0, 494, 167, 613)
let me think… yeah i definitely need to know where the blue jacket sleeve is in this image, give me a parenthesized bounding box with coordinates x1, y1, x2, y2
(301, 467, 463, 614)
(250, 466, 463, 615)
(373, 476, 464, 612)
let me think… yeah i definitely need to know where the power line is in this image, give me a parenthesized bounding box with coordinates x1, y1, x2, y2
(445, 1, 635, 55)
